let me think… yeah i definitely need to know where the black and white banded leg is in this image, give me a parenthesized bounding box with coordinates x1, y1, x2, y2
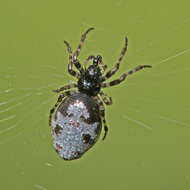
(95, 97, 109, 140)
(99, 91, 112, 105)
(49, 91, 75, 126)
(73, 27, 94, 61)
(84, 55, 95, 69)
(102, 38, 128, 81)
(101, 65, 152, 88)
(64, 40, 80, 79)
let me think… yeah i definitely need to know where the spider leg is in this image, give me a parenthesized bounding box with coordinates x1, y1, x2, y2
(95, 96, 109, 140)
(102, 38, 128, 81)
(84, 55, 107, 74)
(101, 65, 152, 88)
(73, 60, 85, 74)
(49, 91, 75, 126)
(99, 91, 112, 105)
(84, 55, 95, 69)
(64, 40, 80, 79)
(52, 83, 77, 93)
(101, 64, 108, 75)
(73, 27, 94, 61)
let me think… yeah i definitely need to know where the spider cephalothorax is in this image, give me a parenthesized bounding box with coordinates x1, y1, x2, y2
(78, 55, 103, 96)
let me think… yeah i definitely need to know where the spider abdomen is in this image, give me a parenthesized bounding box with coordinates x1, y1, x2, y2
(51, 92, 102, 160)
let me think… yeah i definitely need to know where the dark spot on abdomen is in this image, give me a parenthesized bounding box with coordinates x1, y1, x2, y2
(54, 124, 63, 135)
(82, 134, 91, 144)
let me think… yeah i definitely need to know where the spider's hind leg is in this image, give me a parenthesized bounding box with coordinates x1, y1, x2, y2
(95, 97, 109, 140)
(102, 38, 128, 81)
(49, 91, 75, 126)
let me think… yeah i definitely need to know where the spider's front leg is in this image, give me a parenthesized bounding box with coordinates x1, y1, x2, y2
(64, 40, 80, 79)
(72, 28, 95, 74)
(84, 55, 95, 69)
(73, 27, 94, 61)
(102, 38, 128, 81)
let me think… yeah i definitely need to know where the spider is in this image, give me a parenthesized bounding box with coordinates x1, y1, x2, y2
(49, 28, 151, 160)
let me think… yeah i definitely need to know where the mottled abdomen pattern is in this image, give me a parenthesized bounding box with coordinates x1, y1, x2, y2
(51, 92, 102, 160)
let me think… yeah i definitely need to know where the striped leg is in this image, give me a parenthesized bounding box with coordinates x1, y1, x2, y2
(73, 60, 84, 74)
(101, 65, 152, 88)
(101, 64, 108, 75)
(102, 38, 128, 81)
(64, 40, 80, 79)
(73, 27, 94, 61)
(49, 91, 75, 126)
(99, 91, 112, 105)
(52, 83, 77, 93)
(95, 97, 109, 140)
(84, 55, 95, 69)
(98, 56, 107, 75)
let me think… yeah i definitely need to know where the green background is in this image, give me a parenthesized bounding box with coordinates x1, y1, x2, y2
(0, 0, 190, 189)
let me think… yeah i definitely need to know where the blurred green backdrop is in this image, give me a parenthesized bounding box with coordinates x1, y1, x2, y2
(0, 0, 190, 189)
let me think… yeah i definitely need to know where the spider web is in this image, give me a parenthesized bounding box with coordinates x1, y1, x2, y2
(0, 18, 189, 151)
(0, 5, 190, 189)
